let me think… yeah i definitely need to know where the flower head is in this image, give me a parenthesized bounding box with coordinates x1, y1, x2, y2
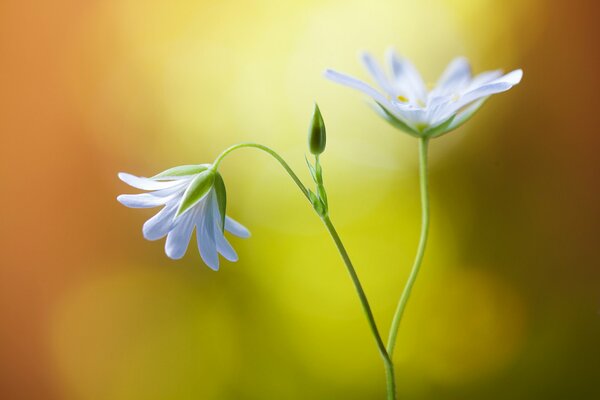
(325, 48, 522, 137)
(117, 164, 250, 270)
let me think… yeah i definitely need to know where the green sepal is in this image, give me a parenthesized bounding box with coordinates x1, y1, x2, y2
(423, 115, 456, 138)
(308, 103, 327, 155)
(153, 164, 210, 179)
(373, 102, 420, 137)
(317, 184, 328, 208)
(213, 172, 227, 232)
(176, 170, 215, 217)
(431, 97, 489, 137)
(314, 158, 323, 184)
(305, 155, 317, 183)
(308, 189, 326, 217)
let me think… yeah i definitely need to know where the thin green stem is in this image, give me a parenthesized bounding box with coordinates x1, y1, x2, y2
(386, 137, 430, 357)
(322, 216, 396, 400)
(213, 142, 310, 200)
(214, 143, 396, 399)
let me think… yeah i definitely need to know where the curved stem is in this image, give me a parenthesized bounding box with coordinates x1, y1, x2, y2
(213, 142, 310, 200)
(214, 143, 396, 399)
(387, 137, 430, 357)
(322, 216, 396, 400)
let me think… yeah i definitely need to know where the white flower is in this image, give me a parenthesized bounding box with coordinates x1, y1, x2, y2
(325, 48, 523, 137)
(117, 164, 250, 270)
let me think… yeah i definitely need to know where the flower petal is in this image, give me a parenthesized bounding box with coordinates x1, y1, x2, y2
(386, 48, 427, 101)
(164, 208, 197, 259)
(496, 69, 523, 85)
(208, 195, 238, 262)
(197, 225, 219, 270)
(197, 197, 219, 270)
(118, 172, 186, 191)
(447, 69, 522, 114)
(436, 57, 471, 93)
(143, 202, 178, 241)
(117, 193, 175, 208)
(225, 217, 250, 238)
(360, 52, 395, 95)
(216, 234, 238, 262)
(324, 69, 391, 105)
(468, 70, 503, 89)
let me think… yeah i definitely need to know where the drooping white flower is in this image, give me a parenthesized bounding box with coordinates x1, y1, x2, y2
(117, 164, 250, 270)
(325, 49, 523, 137)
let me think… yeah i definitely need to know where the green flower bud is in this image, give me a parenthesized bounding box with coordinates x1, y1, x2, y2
(308, 103, 326, 155)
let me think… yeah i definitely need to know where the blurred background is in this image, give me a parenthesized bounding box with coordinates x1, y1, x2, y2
(1, 0, 599, 398)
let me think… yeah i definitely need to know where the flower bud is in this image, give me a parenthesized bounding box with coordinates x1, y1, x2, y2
(308, 103, 326, 155)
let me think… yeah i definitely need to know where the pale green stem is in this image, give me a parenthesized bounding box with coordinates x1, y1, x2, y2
(214, 142, 396, 400)
(322, 216, 396, 400)
(213, 142, 309, 200)
(387, 137, 430, 357)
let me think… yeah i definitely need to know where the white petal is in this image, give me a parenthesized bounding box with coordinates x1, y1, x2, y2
(118, 172, 186, 191)
(197, 225, 219, 270)
(436, 57, 471, 92)
(394, 107, 429, 125)
(385, 48, 427, 100)
(208, 195, 238, 262)
(197, 201, 219, 270)
(324, 69, 391, 105)
(468, 70, 503, 89)
(143, 202, 178, 241)
(216, 234, 238, 262)
(148, 181, 190, 197)
(164, 208, 197, 259)
(117, 193, 174, 208)
(225, 217, 250, 238)
(446, 70, 522, 114)
(497, 69, 523, 85)
(360, 52, 395, 95)
(465, 69, 522, 94)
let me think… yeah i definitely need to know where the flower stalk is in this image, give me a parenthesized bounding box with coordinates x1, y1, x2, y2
(387, 137, 430, 357)
(213, 142, 397, 399)
(321, 216, 396, 400)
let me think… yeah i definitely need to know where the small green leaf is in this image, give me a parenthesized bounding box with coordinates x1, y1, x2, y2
(308, 189, 326, 217)
(315, 159, 323, 184)
(308, 103, 326, 155)
(305, 155, 317, 182)
(317, 184, 328, 208)
(213, 172, 227, 232)
(153, 164, 210, 179)
(176, 170, 215, 216)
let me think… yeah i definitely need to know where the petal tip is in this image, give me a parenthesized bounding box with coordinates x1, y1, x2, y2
(165, 250, 185, 260)
(206, 261, 220, 271)
(513, 68, 524, 83)
(323, 69, 337, 79)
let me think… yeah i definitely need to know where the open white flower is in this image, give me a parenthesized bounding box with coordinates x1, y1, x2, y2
(325, 49, 522, 137)
(117, 164, 250, 270)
